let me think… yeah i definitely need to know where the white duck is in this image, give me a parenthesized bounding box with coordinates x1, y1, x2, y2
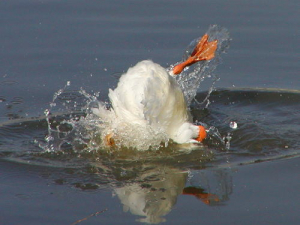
(100, 34, 218, 148)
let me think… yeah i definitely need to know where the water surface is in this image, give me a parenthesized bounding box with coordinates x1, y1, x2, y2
(1, 0, 300, 224)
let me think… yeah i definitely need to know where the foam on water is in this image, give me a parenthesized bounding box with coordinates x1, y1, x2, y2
(40, 25, 231, 153)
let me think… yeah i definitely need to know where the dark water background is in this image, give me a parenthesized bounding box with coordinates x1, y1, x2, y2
(1, 0, 300, 224)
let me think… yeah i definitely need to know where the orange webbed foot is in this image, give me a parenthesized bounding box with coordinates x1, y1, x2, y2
(182, 186, 220, 205)
(195, 193, 220, 205)
(105, 133, 115, 147)
(173, 34, 218, 75)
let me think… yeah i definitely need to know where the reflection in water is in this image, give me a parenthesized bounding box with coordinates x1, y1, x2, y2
(1, 88, 299, 224)
(115, 167, 186, 224)
(0, 155, 233, 224)
(109, 164, 232, 223)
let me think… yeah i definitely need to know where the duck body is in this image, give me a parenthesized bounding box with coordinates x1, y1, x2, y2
(108, 60, 201, 144)
(94, 33, 218, 149)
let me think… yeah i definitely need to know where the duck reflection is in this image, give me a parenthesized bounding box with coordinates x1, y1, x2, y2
(111, 165, 232, 224)
(114, 166, 185, 224)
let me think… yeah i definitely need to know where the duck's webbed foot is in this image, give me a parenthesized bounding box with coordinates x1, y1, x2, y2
(182, 186, 220, 205)
(105, 133, 115, 147)
(173, 34, 218, 75)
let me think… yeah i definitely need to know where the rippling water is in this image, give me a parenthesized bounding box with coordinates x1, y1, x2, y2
(1, 87, 299, 223)
(1, 88, 299, 164)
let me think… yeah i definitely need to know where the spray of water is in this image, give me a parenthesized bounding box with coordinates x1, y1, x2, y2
(174, 25, 231, 107)
(174, 25, 232, 149)
(39, 25, 231, 153)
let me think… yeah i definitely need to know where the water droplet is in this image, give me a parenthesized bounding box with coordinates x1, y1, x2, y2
(229, 121, 237, 129)
(44, 109, 50, 116)
(45, 135, 54, 142)
(225, 133, 232, 150)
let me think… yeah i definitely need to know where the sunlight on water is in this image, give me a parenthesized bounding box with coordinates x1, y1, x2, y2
(39, 25, 231, 153)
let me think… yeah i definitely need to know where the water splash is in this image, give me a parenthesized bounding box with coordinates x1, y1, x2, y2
(38, 82, 102, 153)
(39, 26, 231, 153)
(6, 88, 300, 168)
(174, 25, 231, 150)
(174, 25, 231, 107)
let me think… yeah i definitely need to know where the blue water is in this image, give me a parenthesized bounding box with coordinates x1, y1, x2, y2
(1, 0, 300, 224)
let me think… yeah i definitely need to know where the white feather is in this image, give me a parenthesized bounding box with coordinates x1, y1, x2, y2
(100, 60, 200, 147)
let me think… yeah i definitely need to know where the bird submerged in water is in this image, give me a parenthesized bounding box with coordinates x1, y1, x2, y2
(95, 34, 218, 149)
